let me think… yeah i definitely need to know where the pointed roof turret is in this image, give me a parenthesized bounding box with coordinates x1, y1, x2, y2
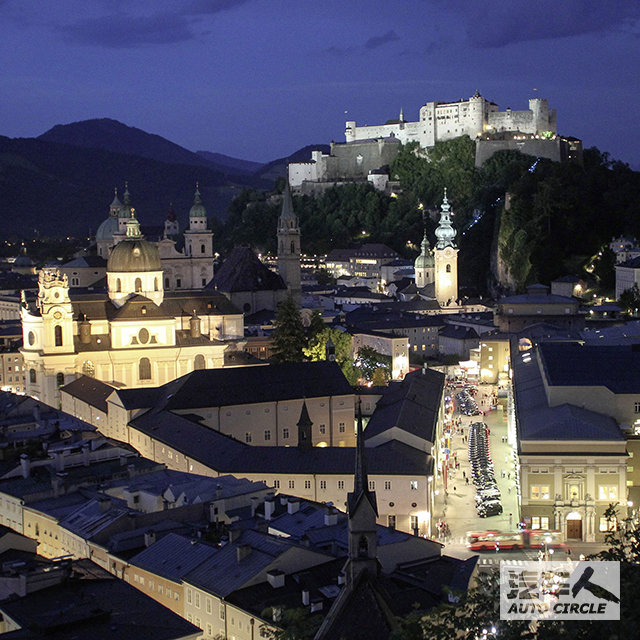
(189, 182, 207, 218)
(434, 188, 457, 250)
(348, 399, 377, 516)
(297, 400, 313, 450)
(399, 107, 404, 122)
(279, 181, 297, 223)
(110, 187, 122, 212)
(125, 208, 142, 239)
(119, 182, 133, 218)
(415, 226, 434, 269)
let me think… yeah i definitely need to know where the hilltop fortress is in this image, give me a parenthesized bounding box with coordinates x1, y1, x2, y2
(289, 92, 581, 193)
(345, 90, 556, 147)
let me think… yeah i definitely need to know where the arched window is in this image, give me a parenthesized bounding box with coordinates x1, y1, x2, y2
(290, 241, 295, 254)
(82, 361, 95, 378)
(154, 278, 158, 291)
(56, 372, 65, 387)
(358, 535, 369, 558)
(201, 244, 205, 254)
(194, 354, 205, 370)
(139, 357, 151, 380)
(116, 278, 122, 293)
(29, 369, 36, 384)
(54, 325, 63, 346)
(165, 277, 170, 288)
(135, 278, 142, 293)
(446, 264, 451, 273)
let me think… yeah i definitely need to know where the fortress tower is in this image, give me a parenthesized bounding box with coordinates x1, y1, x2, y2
(277, 182, 301, 305)
(433, 189, 459, 306)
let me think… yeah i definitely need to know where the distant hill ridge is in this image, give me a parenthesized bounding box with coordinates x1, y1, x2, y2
(0, 118, 328, 237)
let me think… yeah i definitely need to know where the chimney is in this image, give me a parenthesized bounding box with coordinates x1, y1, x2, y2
(337, 572, 345, 586)
(127, 463, 136, 479)
(54, 451, 65, 472)
(33, 404, 41, 423)
(236, 544, 252, 563)
(144, 529, 156, 547)
(250, 496, 259, 517)
(302, 589, 310, 606)
(119, 453, 128, 466)
(216, 484, 223, 499)
(264, 497, 276, 521)
(267, 569, 285, 589)
(324, 507, 338, 526)
(228, 528, 241, 543)
(19, 454, 30, 479)
(51, 474, 65, 498)
(287, 499, 300, 515)
(279, 495, 288, 506)
(81, 442, 90, 467)
(310, 598, 323, 613)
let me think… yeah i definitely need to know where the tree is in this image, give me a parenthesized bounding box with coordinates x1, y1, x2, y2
(260, 607, 322, 640)
(618, 283, 640, 316)
(303, 327, 358, 386)
(305, 310, 326, 346)
(355, 346, 391, 382)
(271, 295, 306, 362)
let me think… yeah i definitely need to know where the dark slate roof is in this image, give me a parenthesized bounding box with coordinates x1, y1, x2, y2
(511, 345, 625, 442)
(152, 361, 353, 410)
(499, 284, 577, 305)
(0, 558, 201, 640)
(61, 376, 115, 413)
(209, 246, 286, 293)
(365, 369, 444, 444)
(344, 308, 445, 331)
(41, 289, 243, 322)
(326, 249, 353, 262)
(538, 342, 640, 394)
(130, 410, 433, 477)
(129, 532, 218, 581)
(184, 529, 302, 597)
(62, 256, 107, 268)
(438, 324, 479, 340)
(618, 256, 640, 268)
(373, 299, 441, 313)
(113, 387, 163, 410)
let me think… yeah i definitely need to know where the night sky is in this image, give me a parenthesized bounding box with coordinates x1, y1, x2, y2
(2, 0, 639, 166)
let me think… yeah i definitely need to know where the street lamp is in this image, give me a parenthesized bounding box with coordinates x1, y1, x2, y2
(544, 535, 553, 561)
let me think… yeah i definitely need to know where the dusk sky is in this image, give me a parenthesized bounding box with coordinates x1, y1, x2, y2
(2, 0, 639, 165)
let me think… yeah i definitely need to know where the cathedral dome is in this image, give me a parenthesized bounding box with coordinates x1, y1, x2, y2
(96, 215, 119, 244)
(107, 238, 161, 273)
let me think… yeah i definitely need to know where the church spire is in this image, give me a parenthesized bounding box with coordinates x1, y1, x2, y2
(125, 208, 142, 239)
(348, 399, 377, 515)
(277, 180, 301, 305)
(297, 400, 313, 449)
(434, 188, 457, 250)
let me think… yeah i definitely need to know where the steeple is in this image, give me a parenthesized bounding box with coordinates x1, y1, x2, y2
(434, 188, 457, 250)
(297, 400, 313, 449)
(277, 180, 301, 305)
(109, 188, 121, 217)
(346, 398, 378, 584)
(119, 182, 132, 218)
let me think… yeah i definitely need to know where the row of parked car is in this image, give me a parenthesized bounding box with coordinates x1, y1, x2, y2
(468, 421, 503, 518)
(456, 390, 481, 417)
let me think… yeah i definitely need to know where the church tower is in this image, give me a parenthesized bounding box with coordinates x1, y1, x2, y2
(184, 184, 214, 288)
(346, 401, 378, 585)
(297, 400, 313, 449)
(414, 226, 434, 289)
(277, 181, 301, 305)
(433, 189, 459, 306)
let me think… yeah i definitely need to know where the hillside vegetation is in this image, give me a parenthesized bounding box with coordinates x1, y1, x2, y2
(224, 137, 640, 294)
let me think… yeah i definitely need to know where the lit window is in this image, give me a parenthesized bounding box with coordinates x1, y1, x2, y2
(530, 485, 550, 500)
(598, 485, 618, 501)
(599, 516, 617, 532)
(410, 480, 418, 490)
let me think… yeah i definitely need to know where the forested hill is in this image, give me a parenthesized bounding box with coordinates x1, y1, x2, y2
(221, 137, 640, 295)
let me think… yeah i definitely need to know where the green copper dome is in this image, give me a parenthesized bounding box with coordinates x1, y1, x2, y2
(414, 231, 434, 269)
(434, 189, 457, 250)
(189, 185, 207, 218)
(107, 208, 161, 272)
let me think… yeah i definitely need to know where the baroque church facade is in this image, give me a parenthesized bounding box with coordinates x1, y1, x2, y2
(96, 184, 214, 291)
(21, 209, 243, 407)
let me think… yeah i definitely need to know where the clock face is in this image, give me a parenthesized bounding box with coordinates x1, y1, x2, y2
(53, 311, 62, 320)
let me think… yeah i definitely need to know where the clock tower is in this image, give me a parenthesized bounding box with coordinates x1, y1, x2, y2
(433, 189, 459, 307)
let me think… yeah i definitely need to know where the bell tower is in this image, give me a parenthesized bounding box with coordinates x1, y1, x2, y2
(277, 181, 301, 306)
(433, 189, 459, 306)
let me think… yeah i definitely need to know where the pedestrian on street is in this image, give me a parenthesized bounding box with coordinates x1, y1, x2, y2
(465, 477, 469, 485)
(508, 472, 511, 479)
(508, 487, 511, 494)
